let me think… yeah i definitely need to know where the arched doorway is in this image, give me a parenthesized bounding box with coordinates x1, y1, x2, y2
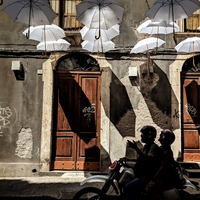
(51, 53, 101, 170)
(181, 55, 200, 162)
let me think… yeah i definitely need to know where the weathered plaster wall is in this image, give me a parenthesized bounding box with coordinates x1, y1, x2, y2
(0, 56, 45, 176)
(0, 0, 192, 176)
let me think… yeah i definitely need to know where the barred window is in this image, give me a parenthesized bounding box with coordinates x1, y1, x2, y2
(49, 0, 83, 31)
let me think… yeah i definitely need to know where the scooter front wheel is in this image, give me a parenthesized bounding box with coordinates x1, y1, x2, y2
(73, 187, 102, 200)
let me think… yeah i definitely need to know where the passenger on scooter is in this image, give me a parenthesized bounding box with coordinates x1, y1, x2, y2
(124, 125, 161, 200)
(145, 129, 178, 200)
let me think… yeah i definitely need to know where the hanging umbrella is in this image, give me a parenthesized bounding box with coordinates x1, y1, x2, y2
(175, 37, 200, 53)
(2, 0, 57, 38)
(81, 40, 115, 52)
(137, 20, 180, 35)
(146, 0, 200, 23)
(80, 24, 120, 42)
(76, 0, 124, 39)
(175, 37, 200, 66)
(23, 24, 65, 41)
(2, 0, 57, 26)
(37, 39, 71, 51)
(130, 37, 165, 54)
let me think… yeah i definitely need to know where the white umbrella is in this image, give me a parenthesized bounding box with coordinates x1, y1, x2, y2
(23, 24, 65, 41)
(37, 39, 71, 51)
(76, 0, 124, 39)
(81, 40, 115, 52)
(175, 37, 200, 66)
(130, 37, 165, 54)
(137, 20, 180, 35)
(80, 24, 120, 42)
(175, 37, 200, 53)
(2, 0, 57, 26)
(146, 0, 200, 23)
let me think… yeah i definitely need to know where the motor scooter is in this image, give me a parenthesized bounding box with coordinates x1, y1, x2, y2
(73, 157, 199, 200)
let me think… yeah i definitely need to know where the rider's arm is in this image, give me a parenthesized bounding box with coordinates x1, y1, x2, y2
(128, 140, 156, 162)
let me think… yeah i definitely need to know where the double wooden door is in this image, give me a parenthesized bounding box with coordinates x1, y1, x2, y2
(182, 73, 200, 161)
(52, 71, 101, 170)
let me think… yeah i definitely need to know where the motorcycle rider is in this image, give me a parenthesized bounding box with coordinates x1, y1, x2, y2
(124, 125, 161, 200)
(145, 129, 177, 200)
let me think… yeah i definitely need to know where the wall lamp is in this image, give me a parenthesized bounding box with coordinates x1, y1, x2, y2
(11, 61, 25, 81)
(128, 66, 137, 79)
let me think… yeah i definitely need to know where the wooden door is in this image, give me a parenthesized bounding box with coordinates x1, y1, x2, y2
(182, 73, 200, 161)
(52, 71, 101, 170)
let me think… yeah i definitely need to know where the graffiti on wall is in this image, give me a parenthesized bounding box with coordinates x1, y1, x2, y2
(185, 103, 197, 119)
(82, 103, 95, 127)
(173, 109, 180, 119)
(0, 102, 17, 136)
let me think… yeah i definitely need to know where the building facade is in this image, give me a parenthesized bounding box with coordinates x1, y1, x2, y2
(0, 0, 200, 177)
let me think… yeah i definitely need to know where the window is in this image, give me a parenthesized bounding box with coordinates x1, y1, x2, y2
(177, 9, 200, 33)
(49, 0, 83, 31)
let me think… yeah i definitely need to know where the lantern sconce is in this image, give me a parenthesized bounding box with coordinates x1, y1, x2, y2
(11, 61, 24, 81)
(128, 66, 137, 79)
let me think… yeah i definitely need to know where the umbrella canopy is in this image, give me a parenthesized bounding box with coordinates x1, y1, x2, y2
(175, 37, 200, 53)
(81, 40, 115, 52)
(130, 37, 165, 54)
(23, 24, 65, 41)
(37, 39, 71, 51)
(2, 0, 57, 26)
(175, 37, 200, 66)
(137, 20, 180, 34)
(146, 0, 200, 23)
(80, 24, 120, 42)
(76, 0, 124, 30)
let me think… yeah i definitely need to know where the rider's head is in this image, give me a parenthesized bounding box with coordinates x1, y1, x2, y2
(140, 125, 157, 143)
(159, 129, 175, 145)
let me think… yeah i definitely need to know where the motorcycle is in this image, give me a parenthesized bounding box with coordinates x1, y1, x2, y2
(73, 157, 200, 200)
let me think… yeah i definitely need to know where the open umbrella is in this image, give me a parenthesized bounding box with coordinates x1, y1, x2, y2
(23, 24, 65, 41)
(37, 39, 71, 51)
(130, 37, 165, 54)
(81, 40, 115, 52)
(146, 0, 200, 23)
(80, 24, 120, 42)
(2, 0, 57, 26)
(175, 37, 200, 66)
(76, 0, 124, 39)
(2, 0, 57, 38)
(137, 20, 180, 35)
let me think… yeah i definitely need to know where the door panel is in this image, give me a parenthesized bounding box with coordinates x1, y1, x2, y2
(182, 73, 200, 161)
(76, 75, 101, 169)
(52, 72, 101, 170)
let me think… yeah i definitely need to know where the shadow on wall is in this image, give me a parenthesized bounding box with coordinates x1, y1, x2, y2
(140, 61, 179, 130)
(110, 72, 136, 138)
(182, 55, 200, 72)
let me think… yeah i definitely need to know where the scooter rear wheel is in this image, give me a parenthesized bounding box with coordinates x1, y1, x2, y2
(73, 187, 101, 200)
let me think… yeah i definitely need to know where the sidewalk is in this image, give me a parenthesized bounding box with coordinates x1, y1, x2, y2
(0, 173, 199, 199)
(0, 173, 104, 199)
